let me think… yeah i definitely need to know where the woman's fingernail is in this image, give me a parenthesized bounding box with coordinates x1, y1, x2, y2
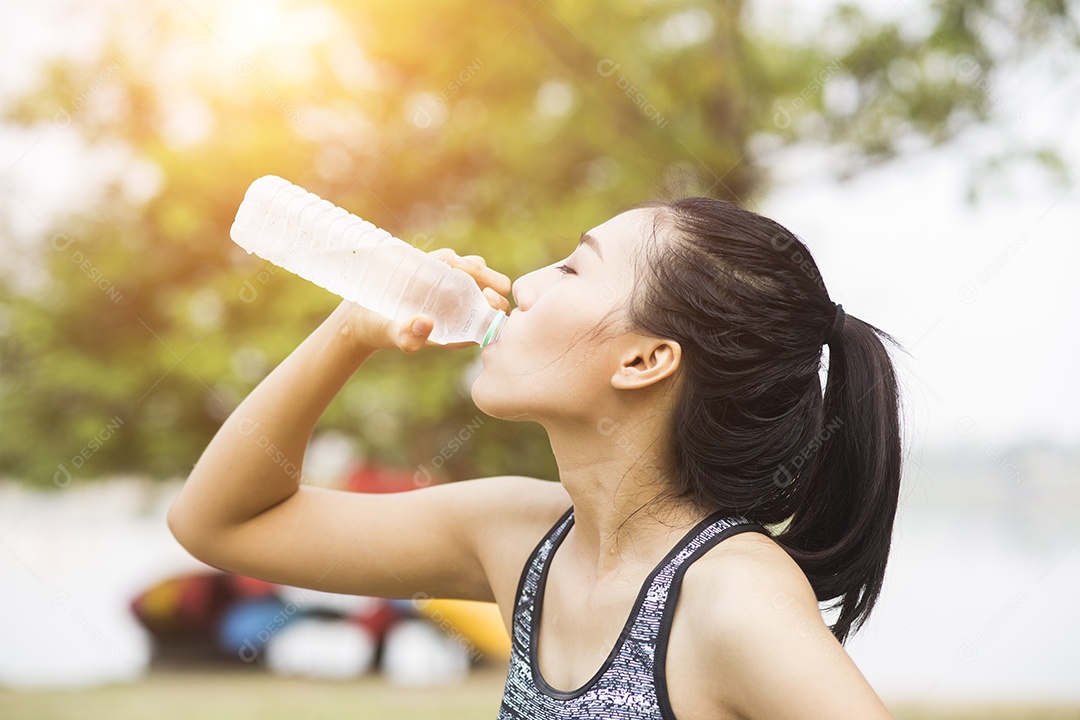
(412, 319, 429, 337)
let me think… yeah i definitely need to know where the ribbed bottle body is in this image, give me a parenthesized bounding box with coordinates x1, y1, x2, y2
(230, 176, 504, 346)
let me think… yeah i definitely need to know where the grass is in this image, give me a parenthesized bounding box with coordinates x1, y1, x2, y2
(890, 706, 1080, 720)
(0, 661, 507, 720)
(1, 659, 1078, 720)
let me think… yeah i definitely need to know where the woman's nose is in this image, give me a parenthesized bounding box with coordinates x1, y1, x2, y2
(511, 266, 549, 311)
(511, 275, 529, 310)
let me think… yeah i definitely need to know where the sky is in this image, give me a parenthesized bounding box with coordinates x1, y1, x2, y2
(1, 0, 1077, 452)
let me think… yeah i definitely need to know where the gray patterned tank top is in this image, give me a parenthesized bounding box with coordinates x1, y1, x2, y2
(497, 506, 770, 719)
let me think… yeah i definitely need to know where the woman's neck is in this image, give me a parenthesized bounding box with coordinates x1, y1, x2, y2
(543, 417, 710, 581)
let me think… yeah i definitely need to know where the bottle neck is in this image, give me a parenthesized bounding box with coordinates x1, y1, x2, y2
(480, 308, 506, 347)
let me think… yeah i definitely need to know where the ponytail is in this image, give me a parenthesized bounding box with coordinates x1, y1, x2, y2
(627, 196, 905, 645)
(773, 314, 903, 644)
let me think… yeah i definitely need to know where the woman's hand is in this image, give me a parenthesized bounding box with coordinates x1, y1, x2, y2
(331, 248, 512, 353)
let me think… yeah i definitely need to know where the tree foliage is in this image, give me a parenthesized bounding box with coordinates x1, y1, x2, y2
(1, 0, 1076, 486)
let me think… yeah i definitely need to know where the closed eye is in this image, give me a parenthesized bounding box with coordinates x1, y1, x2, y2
(556, 264, 576, 275)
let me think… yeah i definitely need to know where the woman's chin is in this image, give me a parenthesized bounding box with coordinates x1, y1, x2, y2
(470, 374, 502, 416)
(470, 376, 524, 422)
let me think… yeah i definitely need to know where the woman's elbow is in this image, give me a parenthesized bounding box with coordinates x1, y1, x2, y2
(166, 496, 211, 559)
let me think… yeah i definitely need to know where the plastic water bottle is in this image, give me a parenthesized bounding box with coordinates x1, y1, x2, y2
(229, 175, 506, 347)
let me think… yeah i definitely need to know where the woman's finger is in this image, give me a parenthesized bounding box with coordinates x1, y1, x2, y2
(483, 286, 511, 314)
(429, 248, 512, 297)
(458, 255, 511, 296)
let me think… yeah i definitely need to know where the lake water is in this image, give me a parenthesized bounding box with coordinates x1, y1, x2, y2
(2, 445, 1078, 700)
(845, 444, 1080, 702)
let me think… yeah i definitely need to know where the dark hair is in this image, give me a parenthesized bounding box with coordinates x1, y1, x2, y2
(626, 196, 904, 645)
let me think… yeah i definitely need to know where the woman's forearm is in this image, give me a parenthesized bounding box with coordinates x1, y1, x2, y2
(168, 303, 374, 540)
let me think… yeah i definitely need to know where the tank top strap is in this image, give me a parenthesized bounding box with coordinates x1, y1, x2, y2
(509, 505, 575, 658)
(624, 511, 770, 650)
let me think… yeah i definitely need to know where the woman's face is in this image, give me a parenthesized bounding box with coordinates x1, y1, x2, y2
(472, 207, 658, 424)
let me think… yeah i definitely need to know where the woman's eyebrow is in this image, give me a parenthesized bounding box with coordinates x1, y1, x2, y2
(579, 232, 604, 260)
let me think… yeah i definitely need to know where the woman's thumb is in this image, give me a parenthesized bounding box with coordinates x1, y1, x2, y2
(401, 315, 432, 352)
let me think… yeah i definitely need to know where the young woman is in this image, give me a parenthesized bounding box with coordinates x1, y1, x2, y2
(169, 196, 902, 719)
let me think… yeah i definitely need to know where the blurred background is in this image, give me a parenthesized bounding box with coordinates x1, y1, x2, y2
(1, 0, 1078, 717)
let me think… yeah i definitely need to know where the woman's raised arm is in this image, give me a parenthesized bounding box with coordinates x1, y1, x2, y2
(165, 251, 546, 601)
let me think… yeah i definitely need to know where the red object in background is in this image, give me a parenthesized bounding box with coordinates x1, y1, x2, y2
(132, 569, 404, 648)
(130, 572, 236, 639)
(344, 462, 432, 494)
(352, 598, 404, 644)
(228, 573, 279, 599)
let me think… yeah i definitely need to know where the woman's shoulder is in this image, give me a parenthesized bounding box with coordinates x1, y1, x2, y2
(455, 475, 571, 630)
(453, 474, 570, 544)
(466, 474, 571, 524)
(425, 474, 570, 574)
(675, 527, 894, 718)
(682, 526, 823, 637)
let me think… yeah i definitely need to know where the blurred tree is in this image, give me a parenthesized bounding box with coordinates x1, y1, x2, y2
(0, 0, 1076, 486)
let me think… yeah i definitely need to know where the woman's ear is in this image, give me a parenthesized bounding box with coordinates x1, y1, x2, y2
(611, 336, 681, 390)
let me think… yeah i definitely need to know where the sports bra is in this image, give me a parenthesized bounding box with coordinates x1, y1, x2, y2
(497, 505, 770, 719)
